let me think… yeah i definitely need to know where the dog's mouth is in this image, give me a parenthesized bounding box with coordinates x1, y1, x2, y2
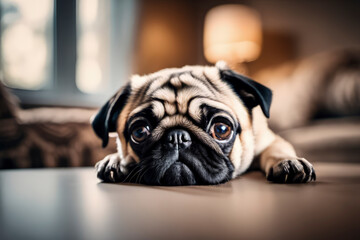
(134, 145, 234, 186)
(162, 160, 196, 186)
(139, 150, 199, 186)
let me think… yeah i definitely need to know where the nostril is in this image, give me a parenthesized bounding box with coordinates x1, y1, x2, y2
(180, 132, 191, 143)
(167, 129, 192, 148)
(168, 134, 174, 144)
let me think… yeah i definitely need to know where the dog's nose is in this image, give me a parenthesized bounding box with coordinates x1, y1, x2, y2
(167, 129, 192, 149)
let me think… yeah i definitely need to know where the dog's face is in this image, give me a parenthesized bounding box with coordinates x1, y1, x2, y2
(92, 62, 272, 185)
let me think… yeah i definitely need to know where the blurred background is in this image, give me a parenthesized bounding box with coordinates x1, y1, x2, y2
(0, 0, 359, 169)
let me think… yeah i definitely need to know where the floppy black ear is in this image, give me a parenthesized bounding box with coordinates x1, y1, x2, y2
(92, 84, 131, 147)
(220, 69, 272, 118)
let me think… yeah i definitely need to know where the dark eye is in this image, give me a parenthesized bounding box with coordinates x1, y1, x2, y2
(131, 126, 151, 143)
(210, 122, 232, 141)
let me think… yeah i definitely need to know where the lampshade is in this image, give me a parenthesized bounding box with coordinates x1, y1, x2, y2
(203, 4, 262, 64)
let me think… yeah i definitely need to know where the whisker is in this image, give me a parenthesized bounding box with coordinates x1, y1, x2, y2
(128, 166, 145, 183)
(138, 168, 151, 184)
(121, 165, 140, 183)
(135, 168, 145, 184)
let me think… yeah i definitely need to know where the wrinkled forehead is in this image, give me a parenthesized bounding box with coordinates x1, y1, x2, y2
(130, 65, 221, 92)
(126, 65, 241, 124)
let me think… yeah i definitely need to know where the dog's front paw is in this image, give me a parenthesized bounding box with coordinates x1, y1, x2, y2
(266, 158, 316, 183)
(95, 153, 126, 182)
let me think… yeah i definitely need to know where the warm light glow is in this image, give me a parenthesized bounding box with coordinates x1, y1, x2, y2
(203, 4, 262, 63)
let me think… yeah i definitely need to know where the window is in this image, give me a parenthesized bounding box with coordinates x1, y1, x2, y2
(0, 0, 53, 90)
(77, 0, 105, 94)
(0, 0, 137, 107)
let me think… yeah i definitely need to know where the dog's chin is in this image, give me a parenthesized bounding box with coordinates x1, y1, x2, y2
(161, 162, 196, 186)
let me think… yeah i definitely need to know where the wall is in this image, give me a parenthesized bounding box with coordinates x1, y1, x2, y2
(133, 0, 360, 75)
(133, 0, 200, 75)
(247, 0, 360, 73)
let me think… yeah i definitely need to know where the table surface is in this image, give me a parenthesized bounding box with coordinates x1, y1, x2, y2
(0, 162, 359, 240)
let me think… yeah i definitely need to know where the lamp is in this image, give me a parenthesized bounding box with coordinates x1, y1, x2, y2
(203, 4, 262, 73)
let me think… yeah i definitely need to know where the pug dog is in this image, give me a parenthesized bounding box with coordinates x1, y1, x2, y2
(92, 61, 316, 185)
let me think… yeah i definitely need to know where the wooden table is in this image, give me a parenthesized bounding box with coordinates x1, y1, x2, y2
(0, 162, 359, 240)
